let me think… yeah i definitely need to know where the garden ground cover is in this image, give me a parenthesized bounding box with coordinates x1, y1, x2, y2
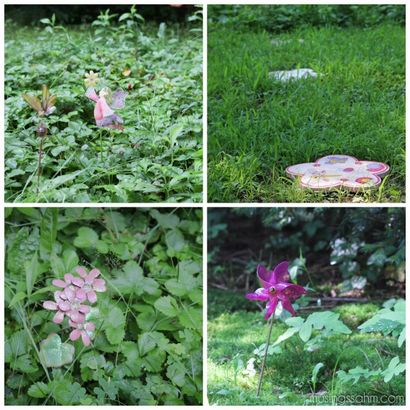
(5, 12, 202, 203)
(5, 207, 203, 405)
(207, 290, 405, 405)
(207, 24, 405, 202)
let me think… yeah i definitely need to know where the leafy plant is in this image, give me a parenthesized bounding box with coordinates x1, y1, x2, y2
(5, 207, 203, 405)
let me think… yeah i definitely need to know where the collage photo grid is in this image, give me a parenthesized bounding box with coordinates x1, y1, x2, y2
(1, 0, 407, 407)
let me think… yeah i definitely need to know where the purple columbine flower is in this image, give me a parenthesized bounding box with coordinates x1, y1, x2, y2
(246, 261, 306, 320)
(72, 267, 106, 303)
(69, 320, 96, 346)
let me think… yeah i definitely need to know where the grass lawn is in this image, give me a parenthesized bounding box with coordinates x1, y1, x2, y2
(207, 24, 405, 203)
(5, 20, 202, 203)
(207, 296, 405, 405)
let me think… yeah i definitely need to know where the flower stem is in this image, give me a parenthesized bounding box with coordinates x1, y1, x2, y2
(257, 315, 274, 397)
(37, 136, 45, 195)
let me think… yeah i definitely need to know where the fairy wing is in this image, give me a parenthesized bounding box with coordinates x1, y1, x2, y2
(110, 89, 128, 109)
(85, 87, 99, 103)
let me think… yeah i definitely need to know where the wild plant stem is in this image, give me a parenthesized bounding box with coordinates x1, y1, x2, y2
(37, 136, 45, 195)
(257, 315, 274, 397)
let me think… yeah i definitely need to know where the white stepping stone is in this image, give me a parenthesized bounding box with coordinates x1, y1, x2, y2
(286, 155, 389, 190)
(269, 68, 318, 81)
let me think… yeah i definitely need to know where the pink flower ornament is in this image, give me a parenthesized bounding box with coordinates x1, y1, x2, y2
(43, 265, 106, 346)
(69, 320, 96, 347)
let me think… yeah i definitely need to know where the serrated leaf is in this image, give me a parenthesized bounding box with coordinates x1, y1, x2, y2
(165, 229, 185, 252)
(150, 209, 180, 229)
(73, 227, 99, 248)
(154, 296, 178, 317)
(167, 361, 186, 387)
(52, 381, 86, 405)
(28, 382, 49, 398)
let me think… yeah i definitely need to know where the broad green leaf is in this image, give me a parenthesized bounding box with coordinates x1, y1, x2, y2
(150, 209, 180, 229)
(11, 354, 38, 373)
(104, 305, 125, 345)
(40, 208, 58, 258)
(299, 321, 313, 342)
(273, 327, 299, 346)
(39, 334, 74, 367)
(52, 381, 86, 405)
(28, 382, 49, 398)
(311, 362, 324, 385)
(73, 226, 99, 248)
(9, 291, 26, 308)
(382, 356, 405, 382)
(154, 296, 178, 317)
(165, 229, 185, 252)
(5, 330, 30, 362)
(167, 361, 187, 387)
(25, 252, 41, 297)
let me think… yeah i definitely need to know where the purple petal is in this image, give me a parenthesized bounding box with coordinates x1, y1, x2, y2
(64, 274, 74, 284)
(276, 283, 306, 299)
(81, 331, 91, 346)
(76, 267, 88, 278)
(245, 288, 270, 301)
(111, 89, 127, 109)
(85, 322, 96, 332)
(72, 277, 84, 287)
(272, 261, 290, 283)
(93, 278, 106, 292)
(53, 311, 65, 324)
(264, 297, 279, 320)
(70, 329, 81, 341)
(69, 311, 85, 323)
(55, 290, 66, 301)
(52, 279, 67, 288)
(64, 287, 76, 301)
(87, 268, 100, 281)
(58, 301, 71, 312)
(257, 265, 274, 289)
(280, 297, 296, 316)
(43, 301, 58, 310)
(79, 304, 91, 314)
(76, 289, 87, 301)
(87, 291, 97, 303)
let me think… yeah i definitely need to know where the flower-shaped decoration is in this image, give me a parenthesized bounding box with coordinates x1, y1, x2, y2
(43, 266, 106, 346)
(246, 261, 306, 320)
(286, 155, 389, 190)
(84, 70, 99, 88)
(69, 320, 96, 346)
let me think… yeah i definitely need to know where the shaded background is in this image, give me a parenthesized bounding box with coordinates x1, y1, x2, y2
(208, 4, 405, 32)
(5, 4, 195, 25)
(208, 208, 405, 315)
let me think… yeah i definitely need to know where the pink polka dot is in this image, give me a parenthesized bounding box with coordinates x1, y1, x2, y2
(343, 168, 354, 172)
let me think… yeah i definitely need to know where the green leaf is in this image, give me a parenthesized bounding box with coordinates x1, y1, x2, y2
(382, 356, 405, 382)
(165, 229, 185, 252)
(104, 305, 126, 345)
(5, 330, 30, 362)
(11, 354, 38, 373)
(39, 334, 75, 367)
(73, 227, 99, 248)
(299, 321, 313, 342)
(154, 296, 179, 317)
(25, 252, 41, 297)
(311, 362, 324, 385)
(273, 327, 299, 346)
(40, 208, 58, 258)
(167, 361, 187, 387)
(150, 210, 180, 229)
(52, 381, 87, 405)
(9, 291, 26, 308)
(28, 382, 49, 398)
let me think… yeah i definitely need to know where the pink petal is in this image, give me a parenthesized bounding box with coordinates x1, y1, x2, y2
(72, 277, 84, 287)
(93, 279, 106, 292)
(52, 279, 67, 288)
(86, 268, 100, 281)
(64, 287, 75, 301)
(76, 289, 87, 301)
(69, 319, 78, 328)
(85, 322, 96, 332)
(81, 331, 91, 346)
(70, 329, 82, 341)
(87, 291, 97, 303)
(257, 265, 274, 289)
(245, 288, 270, 301)
(264, 297, 279, 320)
(43, 301, 58, 310)
(55, 290, 67, 301)
(272, 261, 290, 284)
(76, 267, 88, 278)
(79, 304, 91, 314)
(69, 311, 85, 323)
(64, 274, 74, 284)
(280, 297, 296, 316)
(58, 301, 71, 312)
(53, 311, 65, 324)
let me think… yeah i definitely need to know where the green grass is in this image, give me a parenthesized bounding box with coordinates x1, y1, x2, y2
(207, 24, 405, 202)
(5, 19, 202, 203)
(207, 302, 405, 405)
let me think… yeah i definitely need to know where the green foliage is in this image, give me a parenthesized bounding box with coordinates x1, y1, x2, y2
(5, 207, 202, 405)
(209, 5, 405, 32)
(208, 15, 404, 203)
(358, 299, 405, 347)
(208, 309, 405, 405)
(5, 8, 202, 203)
